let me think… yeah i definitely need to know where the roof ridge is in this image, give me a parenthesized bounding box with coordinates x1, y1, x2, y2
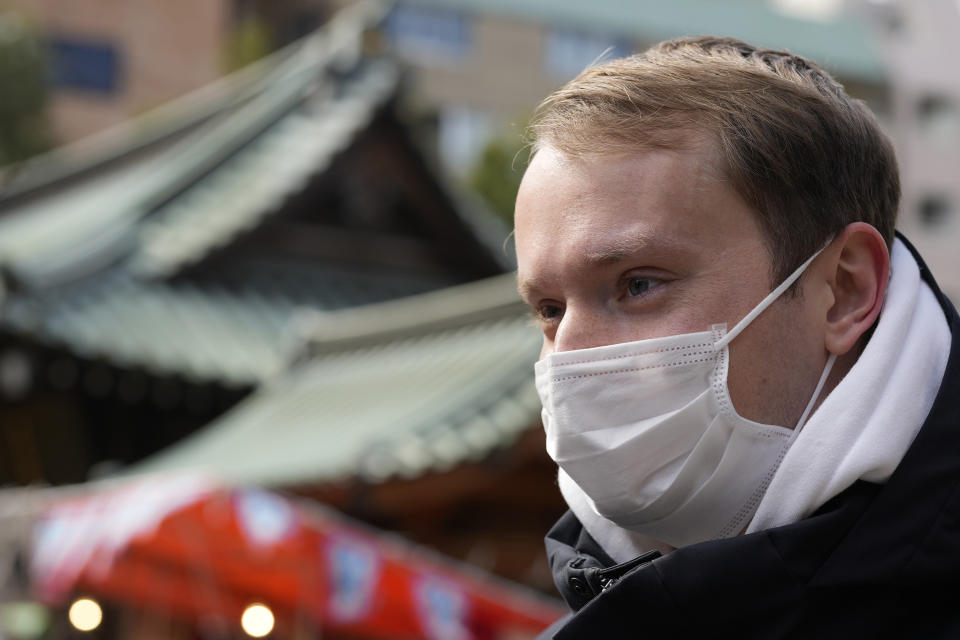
(296, 272, 526, 353)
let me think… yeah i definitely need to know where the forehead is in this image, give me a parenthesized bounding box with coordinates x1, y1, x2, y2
(517, 141, 719, 237)
(513, 142, 767, 294)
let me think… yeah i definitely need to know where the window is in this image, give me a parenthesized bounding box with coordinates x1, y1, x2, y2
(48, 38, 120, 94)
(918, 195, 952, 228)
(384, 4, 471, 65)
(865, 0, 905, 34)
(916, 94, 959, 142)
(544, 27, 630, 80)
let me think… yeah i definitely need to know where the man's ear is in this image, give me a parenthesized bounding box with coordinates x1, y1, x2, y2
(824, 222, 890, 356)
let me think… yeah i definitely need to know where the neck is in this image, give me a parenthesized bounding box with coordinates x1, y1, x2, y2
(810, 339, 865, 418)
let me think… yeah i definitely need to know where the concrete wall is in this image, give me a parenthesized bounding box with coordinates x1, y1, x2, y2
(860, 0, 960, 299)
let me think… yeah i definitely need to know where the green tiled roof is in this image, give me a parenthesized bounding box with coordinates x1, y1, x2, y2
(401, 0, 884, 82)
(126, 273, 543, 484)
(130, 62, 398, 279)
(2, 263, 454, 385)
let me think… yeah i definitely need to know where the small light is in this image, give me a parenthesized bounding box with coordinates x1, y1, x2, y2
(68, 598, 102, 632)
(241, 603, 274, 638)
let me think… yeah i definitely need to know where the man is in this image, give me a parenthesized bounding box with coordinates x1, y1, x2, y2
(515, 37, 959, 637)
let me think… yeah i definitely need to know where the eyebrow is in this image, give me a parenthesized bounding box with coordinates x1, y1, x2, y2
(516, 276, 539, 304)
(583, 232, 668, 265)
(517, 233, 677, 302)
(583, 244, 645, 266)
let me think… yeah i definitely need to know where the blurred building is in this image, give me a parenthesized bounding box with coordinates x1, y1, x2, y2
(374, 0, 888, 174)
(0, 1, 564, 609)
(374, 0, 960, 297)
(0, 0, 333, 145)
(855, 0, 960, 299)
(0, 2, 510, 486)
(2, 0, 228, 144)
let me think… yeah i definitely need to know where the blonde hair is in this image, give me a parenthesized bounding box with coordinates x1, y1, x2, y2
(530, 36, 899, 284)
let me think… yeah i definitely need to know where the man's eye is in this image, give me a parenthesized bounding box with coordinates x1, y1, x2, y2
(539, 304, 564, 320)
(529, 303, 564, 324)
(627, 277, 658, 297)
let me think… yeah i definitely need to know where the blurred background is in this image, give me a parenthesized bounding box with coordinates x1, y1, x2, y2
(0, 0, 957, 638)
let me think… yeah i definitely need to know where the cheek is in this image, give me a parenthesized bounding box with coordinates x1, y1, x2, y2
(725, 300, 823, 426)
(725, 340, 778, 423)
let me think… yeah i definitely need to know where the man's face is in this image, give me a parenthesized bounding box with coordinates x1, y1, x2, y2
(514, 140, 829, 428)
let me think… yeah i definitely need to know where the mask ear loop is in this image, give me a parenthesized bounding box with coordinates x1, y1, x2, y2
(714, 241, 832, 353)
(793, 352, 837, 431)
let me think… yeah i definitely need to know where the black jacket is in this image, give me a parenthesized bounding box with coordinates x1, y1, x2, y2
(540, 237, 960, 639)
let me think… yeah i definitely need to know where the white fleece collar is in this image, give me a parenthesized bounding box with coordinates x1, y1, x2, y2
(561, 238, 952, 563)
(747, 238, 951, 532)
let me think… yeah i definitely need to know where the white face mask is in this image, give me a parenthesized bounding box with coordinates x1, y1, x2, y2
(534, 247, 837, 549)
